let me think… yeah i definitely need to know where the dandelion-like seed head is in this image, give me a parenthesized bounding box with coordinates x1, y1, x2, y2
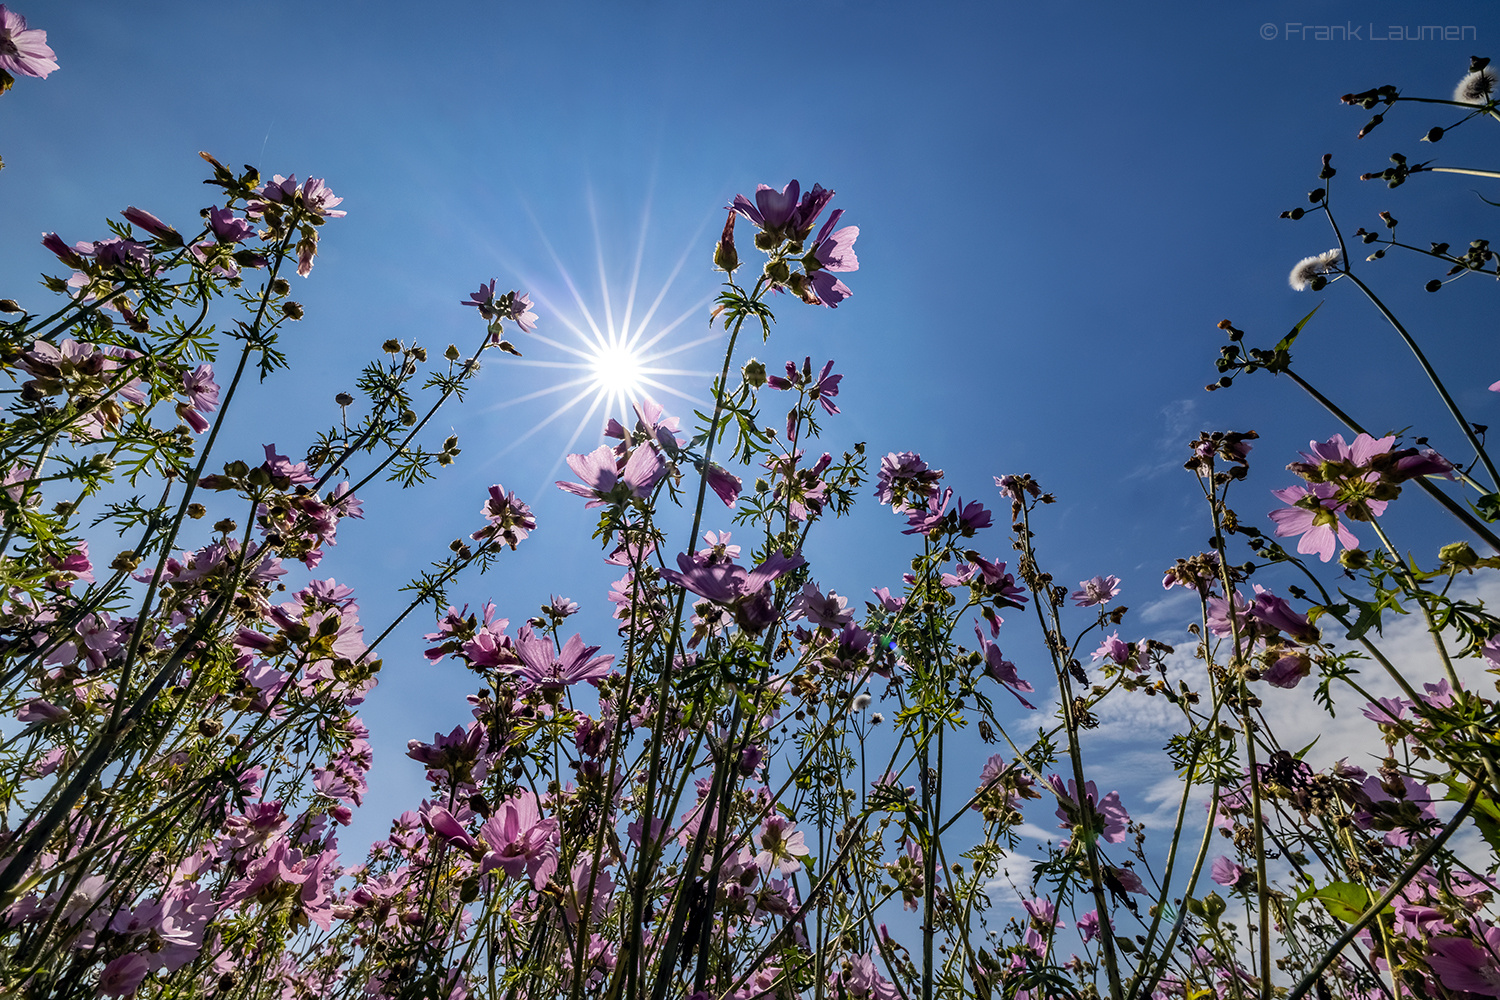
(1455, 66, 1498, 105)
(1289, 248, 1342, 291)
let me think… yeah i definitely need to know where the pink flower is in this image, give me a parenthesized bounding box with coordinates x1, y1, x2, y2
(479, 790, 560, 887)
(1071, 574, 1121, 607)
(1269, 482, 1360, 562)
(0, 6, 57, 80)
(755, 815, 809, 876)
(1210, 855, 1252, 890)
(1049, 775, 1130, 843)
(556, 444, 665, 508)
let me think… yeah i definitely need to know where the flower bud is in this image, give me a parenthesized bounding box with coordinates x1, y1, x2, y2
(0, 299, 20, 313)
(1338, 548, 1369, 570)
(765, 259, 791, 285)
(445, 344, 461, 361)
(187, 503, 207, 519)
(1439, 541, 1479, 568)
(282, 301, 304, 320)
(741, 358, 767, 388)
(410, 346, 427, 362)
(714, 209, 739, 273)
(1425, 279, 1442, 293)
(335, 392, 354, 407)
(382, 339, 402, 354)
(400, 409, 417, 426)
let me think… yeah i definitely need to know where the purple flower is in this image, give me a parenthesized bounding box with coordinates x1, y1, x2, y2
(1049, 775, 1130, 844)
(207, 206, 254, 244)
(789, 582, 853, 629)
(1269, 482, 1359, 562)
(472, 484, 535, 549)
(122, 206, 180, 243)
(1210, 855, 1253, 891)
(556, 444, 665, 508)
(462, 279, 499, 316)
(956, 497, 992, 534)
(260, 444, 314, 486)
(0, 6, 57, 80)
(1428, 924, 1500, 996)
(809, 208, 860, 273)
(704, 464, 742, 507)
(731, 180, 803, 234)
(1091, 631, 1134, 667)
(300, 177, 346, 218)
(876, 451, 942, 511)
(902, 487, 951, 536)
(505, 291, 538, 334)
(1071, 575, 1121, 607)
(510, 626, 613, 690)
(1263, 648, 1312, 689)
(1246, 588, 1318, 643)
(178, 363, 219, 434)
(974, 624, 1035, 708)
(804, 270, 852, 308)
(97, 953, 150, 997)
(660, 548, 806, 633)
(1077, 910, 1108, 944)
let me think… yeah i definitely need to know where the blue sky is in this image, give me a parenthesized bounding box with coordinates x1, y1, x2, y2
(4, 0, 1499, 855)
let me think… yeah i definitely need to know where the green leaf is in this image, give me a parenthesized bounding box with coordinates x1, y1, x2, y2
(1309, 881, 1379, 923)
(1274, 302, 1324, 353)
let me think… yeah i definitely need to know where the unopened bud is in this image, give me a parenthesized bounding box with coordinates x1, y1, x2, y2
(282, 301, 304, 320)
(382, 339, 402, 354)
(187, 503, 207, 519)
(400, 409, 417, 426)
(410, 346, 427, 362)
(742, 358, 767, 388)
(714, 209, 739, 273)
(1440, 541, 1479, 568)
(0, 299, 20, 313)
(1338, 548, 1369, 570)
(335, 392, 354, 407)
(110, 551, 140, 572)
(765, 259, 791, 285)
(271, 278, 291, 296)
(444, 344, 461, 361)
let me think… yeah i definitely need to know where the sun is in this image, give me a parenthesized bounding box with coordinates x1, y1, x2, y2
(588, 342, 646, 397)
(481, 193, 721, 475)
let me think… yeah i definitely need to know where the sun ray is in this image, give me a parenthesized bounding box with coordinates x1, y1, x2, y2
(587, 187, 618, 349)
(481, 374, 597, 412)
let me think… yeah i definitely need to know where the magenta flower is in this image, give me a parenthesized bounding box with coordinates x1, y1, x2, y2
(207, 206, 254, 244)
(1071, 575, 1121, 607)
(704, 463, 742, 507)
(1247, 588, 1318, 643)
(556, 444, 665, 508)
(1269, 482, 1359, 561)
(300, 177, 346, 218)
(1077, 909, 1108, 944)
(0, 6, 57, 80)
(461, 279, 499, 316)
(830, 954, 898, 1000)
(731, 180, 834, 240)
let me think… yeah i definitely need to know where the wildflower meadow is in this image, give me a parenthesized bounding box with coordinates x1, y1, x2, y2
(4, 9, 1500, 1000)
